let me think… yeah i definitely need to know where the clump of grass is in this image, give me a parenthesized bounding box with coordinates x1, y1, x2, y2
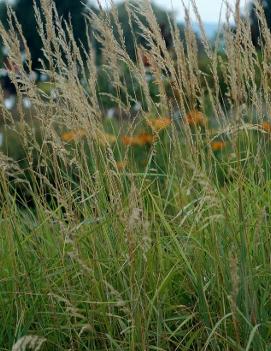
(0, 1, 271, 350)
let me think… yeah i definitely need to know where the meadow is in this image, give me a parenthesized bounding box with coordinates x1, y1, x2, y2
(1, 1, 271, 350)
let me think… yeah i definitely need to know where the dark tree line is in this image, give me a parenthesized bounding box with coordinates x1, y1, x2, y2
(0, 0, 96, 69)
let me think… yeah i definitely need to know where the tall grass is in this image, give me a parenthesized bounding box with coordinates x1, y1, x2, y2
(0, 0, 271, 350)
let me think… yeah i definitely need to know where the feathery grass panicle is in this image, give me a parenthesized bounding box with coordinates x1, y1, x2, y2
(12, 336, 46, 351)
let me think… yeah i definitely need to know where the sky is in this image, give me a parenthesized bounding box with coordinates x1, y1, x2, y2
(157, 0, 248, 22)
(94, 0, 249, 23)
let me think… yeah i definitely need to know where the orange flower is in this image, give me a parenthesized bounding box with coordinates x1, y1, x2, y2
(97, 132, 116, 145)
(185, 110, 207, 127)
(121, 135, 139, 146)
(262, 122, 271, 132)
(121, 133, 156, 146)
(137, 133, 157, 145)
(211, 141, 225, 151)
(146, 117, 171, 132)
(61, 128, 86, 142)
(116, 161, 127, 171)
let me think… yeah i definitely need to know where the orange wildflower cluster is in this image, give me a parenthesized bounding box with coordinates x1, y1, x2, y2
(146, 117, 171, 132)
(61, 129, 117, 145)
(116, 161, 127, 171)
(262, 122, 271, 132)
(61, 128, 86, 142)
(61, 117, 171, 147)
(121, 133, 156, 146)
(185, 110, 207, 127)
(211, 141, 225, 151)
